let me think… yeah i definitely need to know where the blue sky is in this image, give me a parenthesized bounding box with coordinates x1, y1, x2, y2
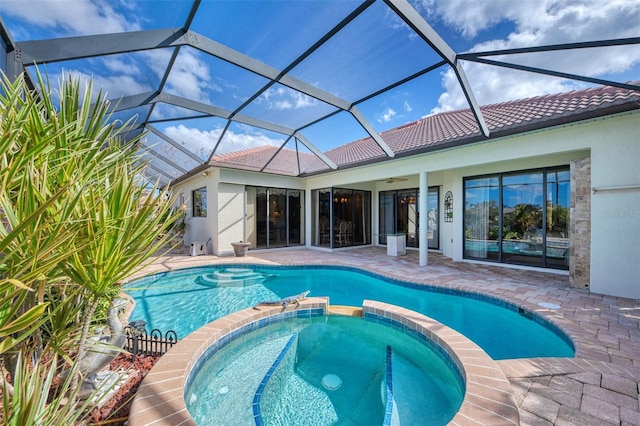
(2, 0, 639, 171)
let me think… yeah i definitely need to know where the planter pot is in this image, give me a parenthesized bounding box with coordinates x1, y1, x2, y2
(231, 242, 250, 257)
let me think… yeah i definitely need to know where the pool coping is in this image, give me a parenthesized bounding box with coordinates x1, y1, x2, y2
(129, 298, 518, 426)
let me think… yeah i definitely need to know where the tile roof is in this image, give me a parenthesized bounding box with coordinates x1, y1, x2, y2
(209, 83, 640, 176)
(209, 145, 328, 176)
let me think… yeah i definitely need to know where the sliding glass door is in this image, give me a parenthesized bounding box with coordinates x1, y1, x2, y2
(312, 188, 371, 248)
(464, 177, 499, 260)
(379, 187, 439, 249)
(463, 167, 570, 269)
(288, 190, 303, 245)
(250, 186, 304, 249)
(268, 188, 287, 248)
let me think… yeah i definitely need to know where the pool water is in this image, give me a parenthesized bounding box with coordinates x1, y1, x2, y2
(185, 316, 464, 426)
(125, 265, 574, 359)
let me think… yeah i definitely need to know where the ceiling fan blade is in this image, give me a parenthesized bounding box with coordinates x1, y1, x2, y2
(384, 177, 408, 183)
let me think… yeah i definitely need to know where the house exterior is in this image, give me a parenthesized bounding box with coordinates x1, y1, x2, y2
(171, 83, 640, 300)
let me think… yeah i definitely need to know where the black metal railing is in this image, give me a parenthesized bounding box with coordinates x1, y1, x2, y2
(124, 325, 178, 357)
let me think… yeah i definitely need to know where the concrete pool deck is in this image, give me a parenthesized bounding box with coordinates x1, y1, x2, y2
(128, 247, 640, 425)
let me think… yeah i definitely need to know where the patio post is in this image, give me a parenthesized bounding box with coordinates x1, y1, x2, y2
(419, 171, 428, 266)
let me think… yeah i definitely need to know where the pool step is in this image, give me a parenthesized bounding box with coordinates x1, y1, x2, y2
(328, 305, 363, 317)
(197, 268, 267, 287)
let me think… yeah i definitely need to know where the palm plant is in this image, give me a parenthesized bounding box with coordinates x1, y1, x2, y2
(0, 71, 89, 373)
(2, 352, 96, 426)
(0, 69, 180, 420)
(61, 157, 179, 397)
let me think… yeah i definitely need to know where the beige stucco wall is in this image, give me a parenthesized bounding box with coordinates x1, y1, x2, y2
(588, 116, 639, 299)
(216, 183, 245, 256)
(171, 172, 215, 254)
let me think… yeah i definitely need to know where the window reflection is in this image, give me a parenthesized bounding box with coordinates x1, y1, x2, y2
(464, 178, 500, 261)
(192, 187, 207, 217)
(502, 172, 544, 267)
(546, 170, 570, 269)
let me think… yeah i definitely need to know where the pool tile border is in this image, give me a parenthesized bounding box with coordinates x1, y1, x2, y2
(365, 311, 466, 390)
(129, 297, 519, 426)
(383, 345, 394, 425)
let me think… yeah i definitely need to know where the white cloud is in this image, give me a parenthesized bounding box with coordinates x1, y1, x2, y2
(423, 0, 640, 113)
(403, 101, 413, 112)
(141, 49, 174, 80)
(160, 125, 221, 160)
(103, 57, 140, 76)
(162, 124, 283, 157)
(165, 50, 220, 104)
(2, 0, 139, 35)
(429, 65, 583, 115)
(45, 68, 153, 104)
(219, 128, 284, 154)
(262, 87, 318, 110)
(378, 108, 397, 123)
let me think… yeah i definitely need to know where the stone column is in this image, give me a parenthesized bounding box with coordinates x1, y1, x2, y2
(569, 158, 591, 289)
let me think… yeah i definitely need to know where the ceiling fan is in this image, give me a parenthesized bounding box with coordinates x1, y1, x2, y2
(380, 177, 408, 184)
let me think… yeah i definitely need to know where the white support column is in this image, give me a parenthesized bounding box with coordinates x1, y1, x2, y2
(305, 188, 313, 248)
(419, 171, 428, 266)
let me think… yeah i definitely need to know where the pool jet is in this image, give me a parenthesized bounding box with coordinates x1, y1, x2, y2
(255, 290, 310, 309)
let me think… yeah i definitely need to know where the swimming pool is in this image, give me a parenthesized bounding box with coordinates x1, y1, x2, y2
(125, 264, 574, 360)
(185, 315, 464, 425)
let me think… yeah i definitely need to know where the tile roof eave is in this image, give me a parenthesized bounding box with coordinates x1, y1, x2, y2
(303, 99, 640, 177)
(483, 99, 640, 143)
(167, 88, 640, 184)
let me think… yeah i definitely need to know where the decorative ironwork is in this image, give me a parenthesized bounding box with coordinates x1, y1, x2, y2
(124, 325, 178, 357)
(444, 191, 453, 223)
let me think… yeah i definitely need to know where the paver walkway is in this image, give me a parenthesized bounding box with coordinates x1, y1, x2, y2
(132, 247, 640, 425)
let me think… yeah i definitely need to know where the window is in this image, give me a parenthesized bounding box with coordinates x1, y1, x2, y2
(463, 167, 569, 269)
(192, 187, 207, 217)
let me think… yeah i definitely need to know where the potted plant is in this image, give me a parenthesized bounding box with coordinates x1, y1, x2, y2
(231, 240, 250, 257)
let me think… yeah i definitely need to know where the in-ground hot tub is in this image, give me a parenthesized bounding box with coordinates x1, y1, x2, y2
(128, 299, 519, 425)
(186, 314, 464, 425)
